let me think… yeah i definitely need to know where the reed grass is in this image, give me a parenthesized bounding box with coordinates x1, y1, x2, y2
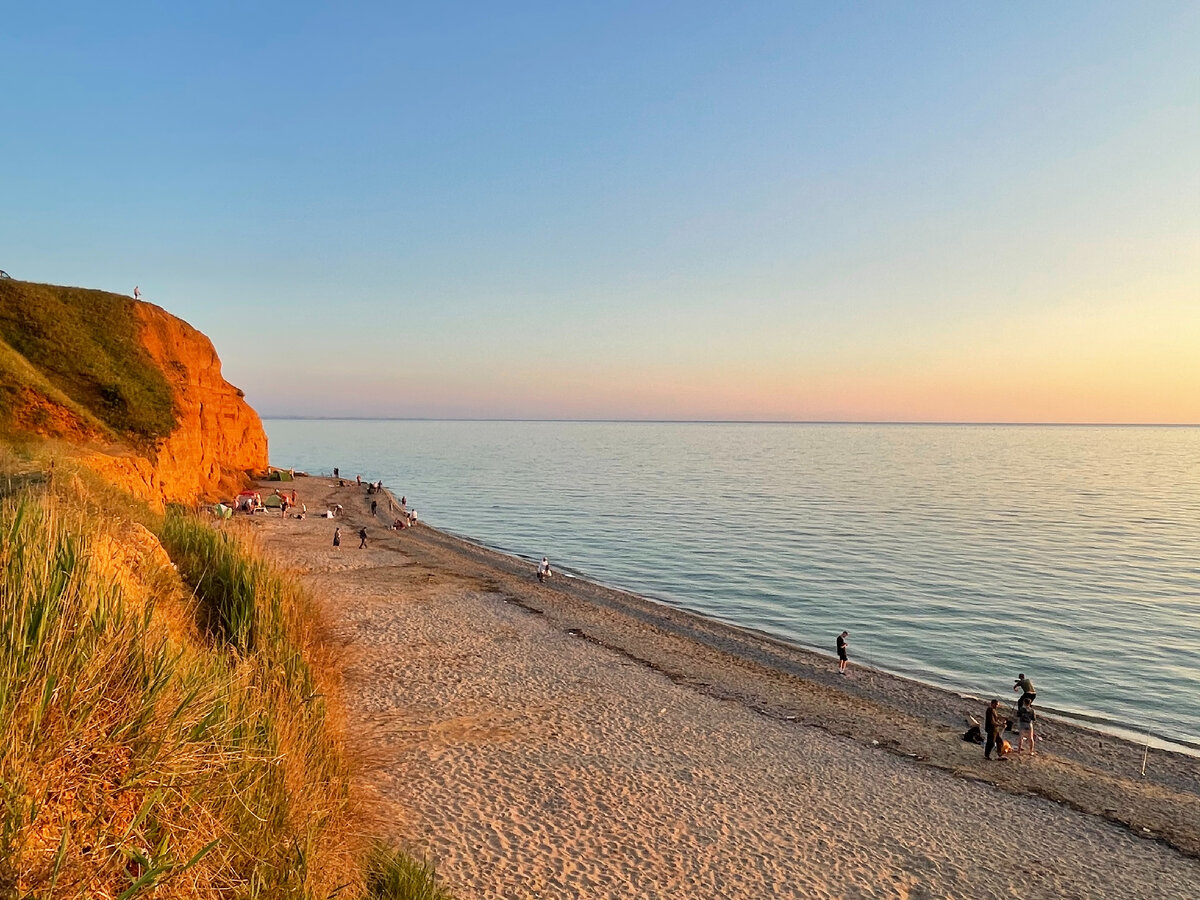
(366, 848, 454, 900)
(0, 479, 455, 899)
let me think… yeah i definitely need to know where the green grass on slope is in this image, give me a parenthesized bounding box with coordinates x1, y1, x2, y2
(0, 469, 456, 898)
(0, 279, 176, 443)
(0, 336, 110, 441)
(367, 849, 454, 900)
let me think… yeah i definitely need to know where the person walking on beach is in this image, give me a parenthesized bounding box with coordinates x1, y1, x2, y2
(984, 699, 1006, 760)
(836, 631, 850, 675)
(371, 499, 378, 517)
(332, 527, 341, 549)
(358, 527, 368, 549)
(537, 557, 552, 583)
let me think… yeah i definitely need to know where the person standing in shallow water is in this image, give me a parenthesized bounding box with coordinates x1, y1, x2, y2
(836, 631, 849, 675)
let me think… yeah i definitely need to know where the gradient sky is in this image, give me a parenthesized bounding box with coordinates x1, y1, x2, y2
(2, 2, 1197, 422)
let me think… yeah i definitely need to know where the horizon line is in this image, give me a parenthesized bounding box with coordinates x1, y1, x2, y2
(259, 416, 1200, 427)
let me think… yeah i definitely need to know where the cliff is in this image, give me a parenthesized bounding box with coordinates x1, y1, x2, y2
(0, 278, 268, 505)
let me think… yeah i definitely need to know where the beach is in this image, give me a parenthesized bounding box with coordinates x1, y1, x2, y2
(249, 477, 1200, 899)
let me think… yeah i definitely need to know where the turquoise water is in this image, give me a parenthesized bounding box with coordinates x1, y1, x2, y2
(264, 420, 1200, 750)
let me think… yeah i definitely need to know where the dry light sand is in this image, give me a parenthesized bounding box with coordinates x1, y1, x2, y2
(248, 477, 1200, 900)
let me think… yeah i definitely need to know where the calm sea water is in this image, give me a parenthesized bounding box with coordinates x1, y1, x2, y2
(264, 420, 1200, 751)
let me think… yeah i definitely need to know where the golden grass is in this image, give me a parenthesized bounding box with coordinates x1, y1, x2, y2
(0, 471, 454, 899)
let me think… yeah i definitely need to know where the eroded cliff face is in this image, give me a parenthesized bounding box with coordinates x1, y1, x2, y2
(0, 281, 268, 506)
(132, 302, 269, 504)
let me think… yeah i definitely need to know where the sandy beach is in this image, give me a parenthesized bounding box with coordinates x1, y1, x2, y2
(248, 477, 1200, 899)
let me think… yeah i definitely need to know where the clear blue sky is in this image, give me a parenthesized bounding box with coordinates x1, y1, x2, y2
(3, 2, 1197, 421)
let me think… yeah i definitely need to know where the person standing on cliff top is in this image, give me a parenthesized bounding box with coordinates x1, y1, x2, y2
(836, 631, 850, 675)
(133, 286, 140, 300)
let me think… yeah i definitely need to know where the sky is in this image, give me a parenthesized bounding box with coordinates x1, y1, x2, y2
(2, 2, 1197, 422)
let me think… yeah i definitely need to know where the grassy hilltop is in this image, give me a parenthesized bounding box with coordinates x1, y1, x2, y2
(0, 280, 177, 445)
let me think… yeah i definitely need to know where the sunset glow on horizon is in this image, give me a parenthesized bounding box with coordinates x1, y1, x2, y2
(3, 2, 1197, 423)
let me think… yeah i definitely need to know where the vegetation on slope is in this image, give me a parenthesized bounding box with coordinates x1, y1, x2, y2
(0, 465, 452, 899)
(0, 280, 176, 443)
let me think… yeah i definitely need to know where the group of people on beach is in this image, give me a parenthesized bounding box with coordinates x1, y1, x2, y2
(969, 674, 1038, 760)
(329, 467, 416, 551)
(834, 632, 1038, 761)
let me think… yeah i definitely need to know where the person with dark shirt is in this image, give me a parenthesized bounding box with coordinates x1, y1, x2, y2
(371, 499, 378, 516)
(332, 527, 341, 549)
(984, 699, 1006, 759)
(1013, 673, 1037, 707)
(358, 527, 368, 549)
(836, 631, 849, 675)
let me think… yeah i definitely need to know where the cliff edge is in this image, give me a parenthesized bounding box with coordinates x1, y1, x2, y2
(0, 278, 268, 504)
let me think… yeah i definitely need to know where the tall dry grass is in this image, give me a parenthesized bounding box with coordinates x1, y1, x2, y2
(0, 477, 453, 899)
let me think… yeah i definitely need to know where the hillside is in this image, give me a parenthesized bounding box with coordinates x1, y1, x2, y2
(0, 280, 450, 897)
(0, 279, 268, 503)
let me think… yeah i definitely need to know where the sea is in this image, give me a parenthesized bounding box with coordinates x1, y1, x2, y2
(264, 420, 1200, 752)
